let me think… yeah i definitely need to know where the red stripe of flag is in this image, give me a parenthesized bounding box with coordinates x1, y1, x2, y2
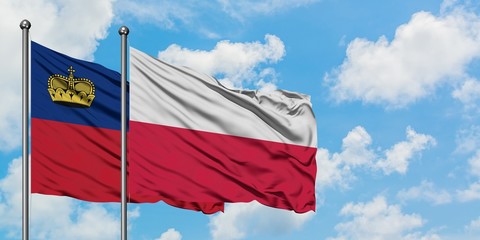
(128, 121, 317, 213)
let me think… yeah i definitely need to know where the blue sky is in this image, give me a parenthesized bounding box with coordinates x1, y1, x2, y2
(1, 0, 480, 239)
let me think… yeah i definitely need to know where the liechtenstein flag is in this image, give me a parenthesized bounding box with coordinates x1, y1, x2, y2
(31, 41, 122, 202)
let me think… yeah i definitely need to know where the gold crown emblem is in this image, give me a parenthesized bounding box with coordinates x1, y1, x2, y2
(47, 66, 95, 107)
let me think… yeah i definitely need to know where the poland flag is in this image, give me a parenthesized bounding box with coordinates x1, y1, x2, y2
(128, 47, 317, 214)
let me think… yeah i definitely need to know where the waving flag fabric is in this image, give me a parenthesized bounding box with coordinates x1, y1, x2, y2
(128, 48, 317, 213)
(31, 41, 122, 201)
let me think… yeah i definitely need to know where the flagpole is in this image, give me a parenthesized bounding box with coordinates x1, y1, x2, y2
(20, 19, 31, 240)
(119, 25, 129, 240)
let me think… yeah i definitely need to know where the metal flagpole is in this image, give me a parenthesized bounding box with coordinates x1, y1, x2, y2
(119, 25, 129, 240)
(20, 19, 31, 240)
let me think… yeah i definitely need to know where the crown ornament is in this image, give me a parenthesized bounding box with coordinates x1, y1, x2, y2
(47, 66, 95, 107)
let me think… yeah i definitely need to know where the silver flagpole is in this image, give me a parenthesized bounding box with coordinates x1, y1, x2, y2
(119, 26, 129, 240)
(20, 19, 31, 240)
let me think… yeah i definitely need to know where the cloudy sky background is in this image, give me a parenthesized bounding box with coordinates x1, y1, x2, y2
(1, 0, 480, 239)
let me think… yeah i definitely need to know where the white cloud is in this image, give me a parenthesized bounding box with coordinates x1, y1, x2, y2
(437, 216, 480, 240)
(397, 180, 452, 205)
(7, 0, 114, 60)
(403, 232, 442, 240)
(158, 34, 285, 90)
(339, 126, 376, 167)
(217, 0, 319, 21)
(117, 0, 319, 27)
(316, 126, 375, 190)
(455, 125, 480, 154)
(33, 201, 119, 240)
(208, 201, 314, 240)
(0, 0, 115, 151)
(0, 157, 120, 239)
(457, 182, 480, 202)
(316, 126, 436, 190)
(127, 206, 140, 219)
(115, 0, 195, 29)
(375, 127, 436, 175)
(155, 228, 182, 240)
(316, 148, 352, 190)
(328, 196, 430, 240)
(126, 206, 141, 232)
(0, 157, 23, 230)
(456, 145, 480, 202)
(115, 0, 230, 39)
(465, 216, 480, 233)
(326, 8, 480, 108)
(440, 0, 460, 13)
(452, 78, 480, 111)
(468, 150, 480, 178)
